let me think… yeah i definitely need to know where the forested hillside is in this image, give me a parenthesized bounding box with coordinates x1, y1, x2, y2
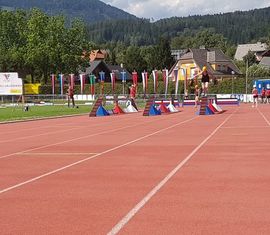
(87, 7, 270, 46)
(0, 0, 137, 22)
(2, 0, 269, 46)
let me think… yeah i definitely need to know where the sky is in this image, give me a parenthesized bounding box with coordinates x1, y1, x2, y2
(101, 0, 270, 21)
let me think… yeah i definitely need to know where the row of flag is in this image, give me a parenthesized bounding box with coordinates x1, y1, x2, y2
(51, 73, 95, 95)
(50, 69, 182, 96)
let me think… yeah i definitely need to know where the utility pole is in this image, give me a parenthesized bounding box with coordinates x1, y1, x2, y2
(231, 71, 235, 94)
(245, 60, 248, 103)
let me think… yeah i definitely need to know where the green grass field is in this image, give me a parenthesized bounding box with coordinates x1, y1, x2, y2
(0, 105, 92, 122)
(0, 99, 147, 122)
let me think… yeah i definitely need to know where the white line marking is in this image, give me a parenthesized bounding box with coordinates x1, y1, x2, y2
(17, 152, 99, 156)
(0, 116, 197, 194)
(0, 127, 82, 144)
(0, 114, 144, 143)
(0, 126, 130, 160)
(0, 114, 181, 160)
(222, 126, 270, 129)
(107, 110, 237, 235)
(257, 108, 270, 126)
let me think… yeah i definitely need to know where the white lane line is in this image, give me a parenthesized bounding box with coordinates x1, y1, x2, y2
(222, 125, 270, 129)
(0, 127, 82, 144)
(0, 125, 130, 160)
(107, 109, 237, 235)
(0, 116, 197, 194)
(0, 114, 180, 160)
(17, 152, 100, 156)
(0, 114, 145, 143)
(257, 108, 270, 126)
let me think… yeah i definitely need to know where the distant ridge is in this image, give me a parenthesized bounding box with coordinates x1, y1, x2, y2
(0, 0, 137, 22)
(86, 6, 270, 45)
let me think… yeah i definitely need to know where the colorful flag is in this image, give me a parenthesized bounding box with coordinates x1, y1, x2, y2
(174, 69, 179, 96)
(121, 71, 127, 95)
(141, 71, 148, 95)
(59, 74, 64, 95)
(162, 69, 169, 96)
(89, 74, 95, 95)
(99, 71, 105, 95)
(69, 74, 75, 89)
(181, 68, 187, 94)
(192, 69, 198, 85)
(51, 74, 55, 95)
(152, 70, 158, 94)
(145, 72, 148, 92)
(79, 74, 85, 94)
(110, 72, 116, 94)
(99, 71, 105, 82)
(132, 71, 138, 86)
(121, 71, 127, 83)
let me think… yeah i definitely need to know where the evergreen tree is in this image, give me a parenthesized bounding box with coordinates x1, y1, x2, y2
(123, 46, 147, 74)
(155, 37, 175, 70)
(243, 50, 257, 67)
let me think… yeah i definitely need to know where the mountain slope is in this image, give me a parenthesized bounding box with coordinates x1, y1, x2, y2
(87, 7, 270, 45)
(0, 0, 137, 22)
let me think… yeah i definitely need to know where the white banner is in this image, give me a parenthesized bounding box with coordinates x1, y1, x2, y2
(217, 94, 253, 102)
(0, 72, 23, 95)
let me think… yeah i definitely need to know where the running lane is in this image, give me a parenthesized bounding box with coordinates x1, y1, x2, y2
(0, 111, 193, 189)
(111, 104, 270, 235)
(0, 107, 236, 234)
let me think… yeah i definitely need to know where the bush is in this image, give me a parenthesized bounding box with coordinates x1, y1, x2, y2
(209, 77, 256, 94)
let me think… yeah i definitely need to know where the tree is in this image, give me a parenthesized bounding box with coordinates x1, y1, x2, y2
(140, 46, 157, 71)
(225, 45, 237, 59)
(42, 15, 67, 79)
(24, 8, 50, 83)
(248, 64, 270, 77)
(243, 50, 257, 67)
(103, 42, 118, 65)
(171, 35, 187, 50)
(123, 46, 147, 74)
(0, 8, 93, 83)
(0, 10, 27, 74)
(155, 37, 175, 70)
(113, 43, 127, 66)
(192, 29, 227, 52)
(59, 19, 91, 74)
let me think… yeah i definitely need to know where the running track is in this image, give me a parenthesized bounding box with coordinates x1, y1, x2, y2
(1, 104, 270, 234)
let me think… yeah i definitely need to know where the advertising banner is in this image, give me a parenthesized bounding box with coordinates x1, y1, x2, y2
(24, 84, 41, 94)
(0, 72, 23, 95)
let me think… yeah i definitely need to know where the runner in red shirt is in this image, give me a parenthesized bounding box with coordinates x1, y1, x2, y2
(129, 84, 138, 110)
(67, 85, 75, 108)
(252, 85, 258, 108)
(261, 87, 266, 103)
(129, 84, 136, 100)
(266, 89, 270, 104)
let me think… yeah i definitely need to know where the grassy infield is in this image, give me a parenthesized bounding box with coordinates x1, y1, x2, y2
(0, 105, 92, 122)
(0, 101, 146, 122)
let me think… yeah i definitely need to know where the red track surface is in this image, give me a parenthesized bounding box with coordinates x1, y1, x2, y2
(1, 104, 270, 234)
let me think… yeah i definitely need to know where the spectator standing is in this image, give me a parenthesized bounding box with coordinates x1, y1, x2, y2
(67, 85, 75, 108)
(252, 85, 258, 108)
(194, 85, 200, 108)
(261, 87, 266, 103)
(266, 88, 270, 104)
